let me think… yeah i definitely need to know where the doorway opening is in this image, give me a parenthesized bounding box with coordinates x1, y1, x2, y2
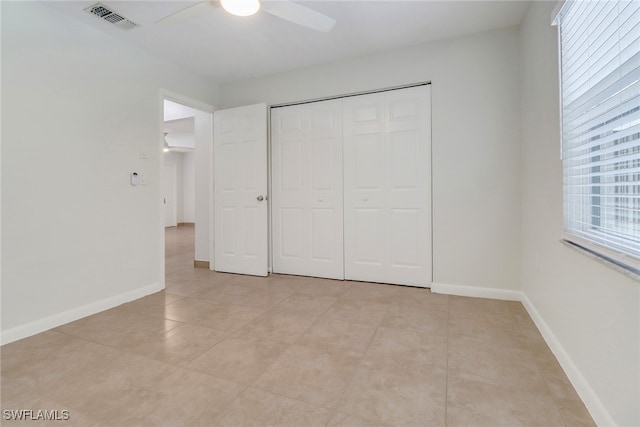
(161, 93, 214, 279)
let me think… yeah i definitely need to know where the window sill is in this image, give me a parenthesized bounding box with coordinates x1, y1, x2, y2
(560, 239, 640, 283)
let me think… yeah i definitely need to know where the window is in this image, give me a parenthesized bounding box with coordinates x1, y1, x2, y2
(555, 0, 640, 271)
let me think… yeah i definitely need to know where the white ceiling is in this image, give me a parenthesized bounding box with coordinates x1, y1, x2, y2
(46, 1, 531, 84)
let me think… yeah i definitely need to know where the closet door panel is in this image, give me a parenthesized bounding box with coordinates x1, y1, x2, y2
(390, 208, 419, 267)
(386, 86, 431, 285)
(344, 86, 432, 287)
(280, 141, 304, 191)
(344, 92, 387, 281)
(280, 208, 303, 258)
(311, 208, 335, 261)
(272, 99, 344, 279)
(354, 208, 384, 265)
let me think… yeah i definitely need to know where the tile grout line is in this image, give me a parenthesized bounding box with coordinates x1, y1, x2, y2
(242, 284, 389, 425)
(54, 318, 237, 381)
(177, 326, 305, 424)
(514, 310, 571, 427)
(213, 339, 303, 423)
(322, 299, 393, 426)
(444, 295, 450, 426)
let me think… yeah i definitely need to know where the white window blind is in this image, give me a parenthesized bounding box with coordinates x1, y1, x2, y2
(557, 0, 640, 270)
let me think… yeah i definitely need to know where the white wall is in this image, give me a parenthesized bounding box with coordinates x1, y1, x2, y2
(193, 110, 213, 262)
(1, 2, 219, 342)
(182, 151, 196, 223)
(163, 151, 196, 225)
(163, 152, 185, 223)
(221, 26, 522, 293)
(520, 2, 639, 426)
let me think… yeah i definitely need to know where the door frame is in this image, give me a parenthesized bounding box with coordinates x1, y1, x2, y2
(158, 89, 215, 284)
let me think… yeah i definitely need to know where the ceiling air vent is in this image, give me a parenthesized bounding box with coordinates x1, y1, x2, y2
(84, 3, 137, 30)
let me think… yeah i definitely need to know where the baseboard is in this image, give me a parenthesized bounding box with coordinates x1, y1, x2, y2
(193, 260, 210, 269)
(430, 282, 522, 301)
(432, 281, 615, 425)
(177, 222, 194, 227)
(521, 294, 615, 427)
(0, 282, 164, 346)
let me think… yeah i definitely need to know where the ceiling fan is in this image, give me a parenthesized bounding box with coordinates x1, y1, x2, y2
(156, 0, 336, 32)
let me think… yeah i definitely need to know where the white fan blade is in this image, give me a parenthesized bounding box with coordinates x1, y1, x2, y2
(260, 1, 336, 32)
(155, 1, 214, 26)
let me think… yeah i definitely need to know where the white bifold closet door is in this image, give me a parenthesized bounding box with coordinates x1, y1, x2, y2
(271, 99, 344, 279)
(343, 85, 431, 286)
(272, 85, 431, 287)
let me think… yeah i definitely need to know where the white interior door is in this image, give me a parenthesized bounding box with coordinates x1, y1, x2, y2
(272, 99, 344, 279)
(214, 103, 268, 276)
(163, 163, 177, 227)
(343, 85, 432, 287)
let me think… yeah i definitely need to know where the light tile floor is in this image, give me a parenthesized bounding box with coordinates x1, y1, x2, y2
(1, 225, 595, 426)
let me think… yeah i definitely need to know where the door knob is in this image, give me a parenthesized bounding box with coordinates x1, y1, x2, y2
(257, 195, 265, 202)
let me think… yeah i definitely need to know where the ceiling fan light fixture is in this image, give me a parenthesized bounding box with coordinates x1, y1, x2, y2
(221, 0, 260, 17)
